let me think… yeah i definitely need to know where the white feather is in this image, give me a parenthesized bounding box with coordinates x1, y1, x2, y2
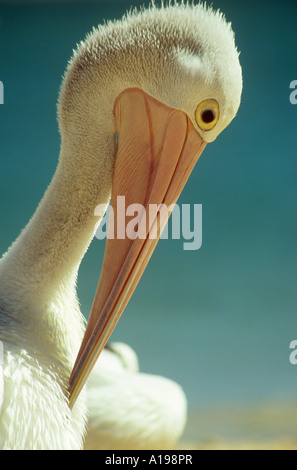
(85, 344, 187, 450)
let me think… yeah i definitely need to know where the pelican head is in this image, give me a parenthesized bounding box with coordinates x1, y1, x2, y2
(64, 3, 242, 406)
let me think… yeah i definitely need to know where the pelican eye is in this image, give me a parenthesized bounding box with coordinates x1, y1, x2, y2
(195, 99, 220, 131)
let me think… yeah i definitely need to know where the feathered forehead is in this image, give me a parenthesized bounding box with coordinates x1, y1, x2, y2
(119, 2, 238, 52)
(73, 1, 240, 80)
(123, 2, 242, 115)
(92, 2, 237, 50)
(98, 1, 241, 87)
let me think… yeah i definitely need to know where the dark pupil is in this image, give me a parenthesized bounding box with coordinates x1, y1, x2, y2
(201, 109, 215, 123)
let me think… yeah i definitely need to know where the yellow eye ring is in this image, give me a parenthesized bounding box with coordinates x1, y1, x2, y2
(195, 99, 220, 131)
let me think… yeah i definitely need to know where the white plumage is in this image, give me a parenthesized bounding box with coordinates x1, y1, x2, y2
(85, 343, 187, 450)
(0, 2, 242, 450)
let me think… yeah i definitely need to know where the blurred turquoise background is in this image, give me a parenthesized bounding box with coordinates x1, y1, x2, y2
(0, 0, 297, 442)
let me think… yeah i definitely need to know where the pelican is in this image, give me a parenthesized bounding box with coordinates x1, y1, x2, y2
(0, 2, 242, 450)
